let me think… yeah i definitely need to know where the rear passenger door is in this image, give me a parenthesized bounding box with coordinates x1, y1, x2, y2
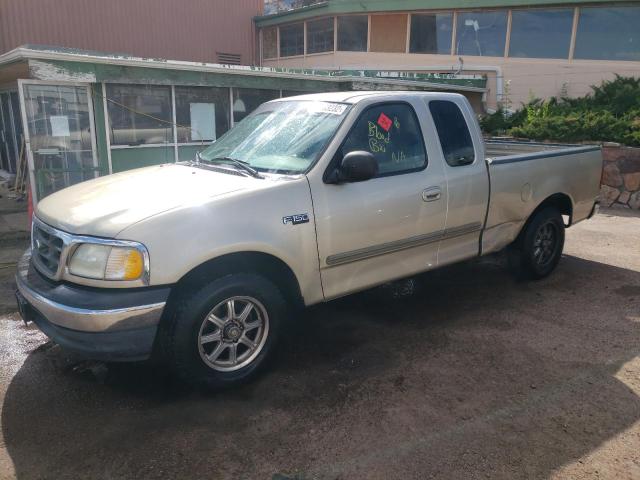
(427, 98, 489, 265)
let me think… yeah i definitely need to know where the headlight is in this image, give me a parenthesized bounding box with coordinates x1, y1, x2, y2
(68, 243, 146, 281)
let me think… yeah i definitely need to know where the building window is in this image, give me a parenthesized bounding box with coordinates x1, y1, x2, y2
(307, 17, 334, 54)
(263, 27, 278, 59)
(370, 14, 408, 53)
(509, 9, 574, 59)
(574, 6, 640, 61)
(233, 88, 280, 123)
(340, 103, 427, 177)
(410, 13, 453, 54)
(455, 11, 507, 57)
(429, 100, 475, 167)
(337, 15, 368, 52)
(174, 86, 230, 143)
(280, 23, 304, 57)
(106, 84, 173, 146)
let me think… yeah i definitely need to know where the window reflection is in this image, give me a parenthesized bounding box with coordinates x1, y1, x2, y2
(455, 11, 507, 57)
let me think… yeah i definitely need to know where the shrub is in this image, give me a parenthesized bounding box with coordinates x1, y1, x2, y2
(480, 75, 640, 146)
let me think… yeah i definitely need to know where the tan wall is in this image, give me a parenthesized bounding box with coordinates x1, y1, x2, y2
(263, 52, 640, 111)
(0, 0, 263, 65)
(370, 15, 408, 53)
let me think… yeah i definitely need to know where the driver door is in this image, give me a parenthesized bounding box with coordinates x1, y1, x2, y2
(307, 99, 448, 299)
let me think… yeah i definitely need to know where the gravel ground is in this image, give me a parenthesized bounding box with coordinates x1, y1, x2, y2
(0, 209, 639, 480)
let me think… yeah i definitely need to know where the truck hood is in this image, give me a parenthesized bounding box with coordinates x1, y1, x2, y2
(36, 164, 263, 238)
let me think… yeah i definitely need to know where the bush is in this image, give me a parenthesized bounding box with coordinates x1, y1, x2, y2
(480, 75, 640, 146)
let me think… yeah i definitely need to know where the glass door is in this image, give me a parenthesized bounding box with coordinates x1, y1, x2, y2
(19, 82, 99, 202)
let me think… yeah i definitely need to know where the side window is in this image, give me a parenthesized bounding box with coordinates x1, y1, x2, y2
(429, 100, 475, 167)
(340, 103, 427, 176)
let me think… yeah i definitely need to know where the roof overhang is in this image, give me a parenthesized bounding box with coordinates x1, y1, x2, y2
(0, 46, 487, 93)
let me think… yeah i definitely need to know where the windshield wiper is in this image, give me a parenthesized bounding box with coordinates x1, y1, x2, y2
(196, 152, 262, 179)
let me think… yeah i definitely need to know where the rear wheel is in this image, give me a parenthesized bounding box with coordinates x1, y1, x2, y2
(513, 207, 565, 279)
(160, 273, 286, 389)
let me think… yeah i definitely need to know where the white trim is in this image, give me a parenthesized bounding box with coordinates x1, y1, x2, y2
(229, 87, 235, 127)
(102, 82, 113, 174)
(568, 7, 579, 61)
(171, 85, 178, 162)
(85, 83, 100, 175)
(109, 143, 176, 150)
(6, 91, 21, 173)
(17, 79, 38, 205)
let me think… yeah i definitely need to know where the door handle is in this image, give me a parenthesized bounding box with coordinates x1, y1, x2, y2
(422, 187, 442, 202)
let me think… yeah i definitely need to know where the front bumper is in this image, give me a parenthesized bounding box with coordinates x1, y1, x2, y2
(15, 250, 171, 361)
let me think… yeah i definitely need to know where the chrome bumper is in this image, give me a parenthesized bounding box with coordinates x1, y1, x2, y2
(15, 249, 167, 333)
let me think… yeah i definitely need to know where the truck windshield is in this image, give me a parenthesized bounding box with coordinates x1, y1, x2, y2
(198, 100, 350, 174)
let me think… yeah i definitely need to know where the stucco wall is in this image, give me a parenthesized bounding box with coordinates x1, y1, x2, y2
(263, 52, 640, 111)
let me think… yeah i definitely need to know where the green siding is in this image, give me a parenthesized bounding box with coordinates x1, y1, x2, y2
(110, 147, 175, 173)
(177, 145, 209, 162)
(255, 0, 622, 26)
(36, 60, 340, 92)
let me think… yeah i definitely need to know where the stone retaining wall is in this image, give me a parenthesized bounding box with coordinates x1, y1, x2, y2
(600, 145, 640, 210)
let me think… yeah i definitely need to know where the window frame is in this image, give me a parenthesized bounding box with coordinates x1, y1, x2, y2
(279, 22, 305, 58)
(573, 5, 640, 62)
(262, 27, 279, 60)
(306, 16, 335, 55)
(409, 11, 454, 55)
(427, 99, 477, 168)
(323, 101, 429, 183)
(337, 14, 370, 52)
(454, 9, 509, 57)
(507, 7, 574, 60)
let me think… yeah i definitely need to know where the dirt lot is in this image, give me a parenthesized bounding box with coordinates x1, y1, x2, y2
(0, 209, 639, 480)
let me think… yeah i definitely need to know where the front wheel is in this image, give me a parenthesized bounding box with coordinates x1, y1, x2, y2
(160, 273, 286, 389)
(513, 207, 565, 280)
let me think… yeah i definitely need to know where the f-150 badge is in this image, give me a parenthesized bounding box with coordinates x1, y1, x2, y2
(283, 214, 309, 225)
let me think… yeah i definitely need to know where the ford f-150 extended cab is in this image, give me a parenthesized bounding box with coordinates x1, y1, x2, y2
(15, 92, 602, 388)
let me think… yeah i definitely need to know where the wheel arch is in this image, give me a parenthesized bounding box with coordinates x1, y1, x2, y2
(166, 251, 305, 313)
(515, 192, 573, 245)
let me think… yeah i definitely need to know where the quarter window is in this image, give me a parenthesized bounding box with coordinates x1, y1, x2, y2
(509, 9, 574, 59)
(455, 11, 507, 57)
(340, 103, 427, 176)
(410, 13, 453, 54)
(574, 6, 640, 61)
(429, 101, 475, 167)
(280, 23, 304, 57)
(337, 15, 368, 52)
(307, 17, 334, 54)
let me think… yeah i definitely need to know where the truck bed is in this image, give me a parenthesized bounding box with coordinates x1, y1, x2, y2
(481, 140, 602, 255)
(485, 139, 597, 159)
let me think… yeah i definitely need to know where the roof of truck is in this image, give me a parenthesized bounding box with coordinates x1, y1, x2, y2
(272, 91, 466, 104)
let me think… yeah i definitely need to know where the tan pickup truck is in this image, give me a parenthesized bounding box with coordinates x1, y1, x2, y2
(16, 92, 602, 388)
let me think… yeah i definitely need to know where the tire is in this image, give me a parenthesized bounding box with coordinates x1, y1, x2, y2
(160, 273, 287, 390)
(513, 207, 565, 280)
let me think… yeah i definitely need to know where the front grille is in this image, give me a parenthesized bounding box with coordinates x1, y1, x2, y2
(32, 223, 64, 277)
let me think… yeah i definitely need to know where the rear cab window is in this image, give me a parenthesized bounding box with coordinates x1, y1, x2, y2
(429, 100, 475, 167)
(338, 102, 428, 177)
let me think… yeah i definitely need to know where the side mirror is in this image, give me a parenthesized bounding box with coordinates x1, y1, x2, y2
(330, 151, 378, 183)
